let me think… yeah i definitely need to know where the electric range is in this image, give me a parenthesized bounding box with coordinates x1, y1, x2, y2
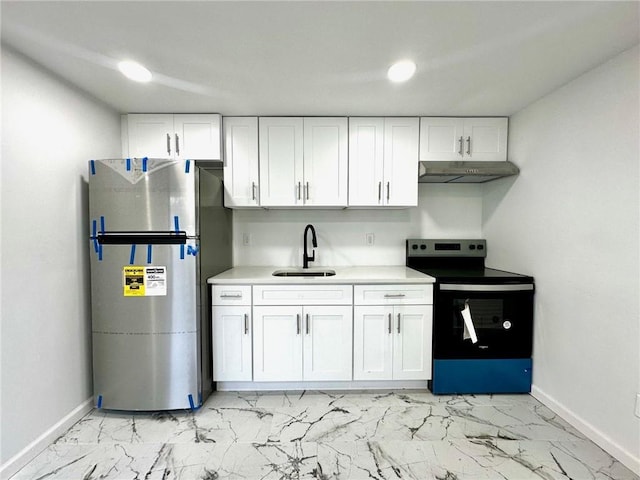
(407, 239, 535, 394)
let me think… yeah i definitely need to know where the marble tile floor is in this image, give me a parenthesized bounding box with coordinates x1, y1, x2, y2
(11, 390, 639, 480)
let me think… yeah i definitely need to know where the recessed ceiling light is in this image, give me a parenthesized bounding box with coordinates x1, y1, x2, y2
(118, 60, 152, 83)
(387, 60, 416, 83)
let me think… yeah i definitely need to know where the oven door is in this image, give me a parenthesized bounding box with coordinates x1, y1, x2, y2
(433, 283, 534, 359)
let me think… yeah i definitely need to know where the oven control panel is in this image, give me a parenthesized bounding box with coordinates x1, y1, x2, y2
(406, 239, 487, 257)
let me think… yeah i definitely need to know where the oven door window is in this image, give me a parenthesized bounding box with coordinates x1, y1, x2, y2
(434, 290, 533, 359)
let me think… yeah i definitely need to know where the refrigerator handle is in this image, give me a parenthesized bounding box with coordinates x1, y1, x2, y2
(166, 133, 171, 155)
(175, 134, 180, 156)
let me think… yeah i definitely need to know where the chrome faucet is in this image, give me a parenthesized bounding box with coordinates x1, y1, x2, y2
(303, 224, 317, 269)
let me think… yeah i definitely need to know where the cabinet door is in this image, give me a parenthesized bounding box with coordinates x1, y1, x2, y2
(392, 305, 432, 380)
(462, 118, 508, 162)
(223, 117, 259, 207)
(212, 306, 252, 381)
(383, 118, 419, 207)
(126, 114, 174, 158)
(253, 306, 303, 381)
(303, 118, 348, 207)
(353, 306, 393, 380)
(259, 117, 304, 207)
(419, 117, 464, 161)
(174, 114, 221, 160)
(302, 306, 352, 381)
(348, 118, 385, 206)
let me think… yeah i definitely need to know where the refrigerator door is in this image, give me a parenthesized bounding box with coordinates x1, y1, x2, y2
(89, 158, 197, 235)
(91, 242, 199, 410)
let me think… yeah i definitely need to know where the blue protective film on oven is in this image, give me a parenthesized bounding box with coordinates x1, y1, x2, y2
(431, 358, 532, 395)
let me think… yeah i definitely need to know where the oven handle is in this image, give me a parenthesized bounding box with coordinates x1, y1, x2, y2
(440, 284, 534, 292)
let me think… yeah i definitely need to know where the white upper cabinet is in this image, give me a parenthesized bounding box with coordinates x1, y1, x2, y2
(174, 114, 221, 160)
(383, 118, 420, 206)
(259, 117, 347, 207)
(348, 117, 419, 207)
(223, 117, 259, 207)
(124, 114, 174, 158)
(259, 117, 304, 207)
(419, 117, 508, 162)
(348, 118, 385, 206)
(123, 113, 221, 160)
(303, 118, 348, 207)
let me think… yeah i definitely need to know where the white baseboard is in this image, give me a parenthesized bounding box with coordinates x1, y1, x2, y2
(0, 398, 93, 480)
(215, 380, 430, 392)
(531, 385, 640, 476)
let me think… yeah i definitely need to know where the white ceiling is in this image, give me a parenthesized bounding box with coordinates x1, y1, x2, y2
(2, 1, 638, 116)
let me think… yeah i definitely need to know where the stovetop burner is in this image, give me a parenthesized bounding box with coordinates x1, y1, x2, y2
(406, 239, 533, 284)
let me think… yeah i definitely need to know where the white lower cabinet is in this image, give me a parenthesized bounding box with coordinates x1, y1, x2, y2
(353, 285, 433, 381)
(212, 306, 253, 381)
(252, 284, 353, 382)
(212, 282, 432, 386)
(212, 285, 252, 382)
(303, 306, 353, 381)
(353, 306, 393, 380)
(253, 305, 353, 382)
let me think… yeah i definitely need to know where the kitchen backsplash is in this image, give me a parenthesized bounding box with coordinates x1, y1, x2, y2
(233, 184, 483, 267)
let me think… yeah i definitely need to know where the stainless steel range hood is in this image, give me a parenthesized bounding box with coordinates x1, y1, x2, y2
(418, 161, 520, 183)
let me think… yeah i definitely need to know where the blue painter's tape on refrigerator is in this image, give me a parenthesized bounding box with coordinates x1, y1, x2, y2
(129, 244, 136, 264)
(92, 220, 99, 253)
(174, 215, 180, 232)
(185, 160, 191, 173)
(180, 244, 185, 260)
(98, 244, 103, 261)
(90, 160, 96, 175)
(147, 245, 152, 264)
(142, 157, 148, 172)
(97, 395, 103, 408)
(187, 245, 199, 256)
(126, 158, 131, 171)
(188, 394, 195, 410)
(100, 216, 105, 234)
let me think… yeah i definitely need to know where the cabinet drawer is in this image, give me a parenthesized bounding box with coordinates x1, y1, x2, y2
(212, 285, 252, 305)
(354, 284, 432, 305)
(253, 285, 353, 305)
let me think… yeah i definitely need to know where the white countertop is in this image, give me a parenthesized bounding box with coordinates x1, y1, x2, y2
(207, 266, 435, 285)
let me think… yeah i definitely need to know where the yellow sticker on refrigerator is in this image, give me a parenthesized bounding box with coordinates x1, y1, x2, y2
(123, 266, 167, 297)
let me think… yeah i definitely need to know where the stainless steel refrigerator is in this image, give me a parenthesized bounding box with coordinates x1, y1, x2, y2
(88, 158, 231, 411)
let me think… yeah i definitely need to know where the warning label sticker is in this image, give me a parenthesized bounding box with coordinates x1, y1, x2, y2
(123, 266, 167, 297)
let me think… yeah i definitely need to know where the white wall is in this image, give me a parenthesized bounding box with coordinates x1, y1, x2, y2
(233, 183, 484, 266)
(0, 47, 120, 472)
(482, 46, 640, 472)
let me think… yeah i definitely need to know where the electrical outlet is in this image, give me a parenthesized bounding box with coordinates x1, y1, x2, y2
(635, 394, 640, 418)
(242, 233, 251, 246)
(366, 233, 375, 246)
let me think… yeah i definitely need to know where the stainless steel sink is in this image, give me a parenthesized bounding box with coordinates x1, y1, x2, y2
(272, 269, 336, 277)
